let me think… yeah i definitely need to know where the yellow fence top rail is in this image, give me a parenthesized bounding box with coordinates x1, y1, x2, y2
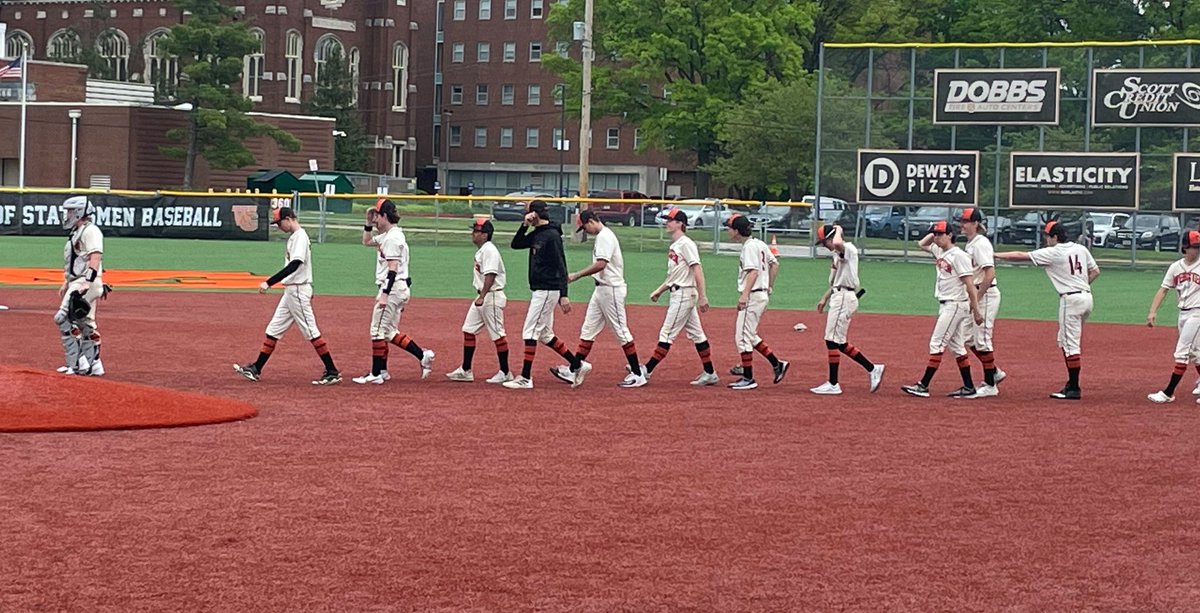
(824, 39, 1200, 49)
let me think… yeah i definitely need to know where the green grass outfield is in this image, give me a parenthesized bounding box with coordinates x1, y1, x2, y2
(0, 234, 1176, 325)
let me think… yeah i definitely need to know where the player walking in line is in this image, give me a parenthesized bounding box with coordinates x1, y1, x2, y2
(549, 210, 646, 388)
(724, 214, 788, 390)
(55, 196, 106, 376)
(445, 218, 513, 384)
(642, 208, 718, 385)
(352, 198, 435, 385)
(503, 200, 582, 390)
(957, 208, 1006, 398)
(810, 224, 885, 395)
(901, 221, 984, 398)
(1146, 230, 1200, 404)
(996, 220, 1100, 400)
(234, 207, 341, 385)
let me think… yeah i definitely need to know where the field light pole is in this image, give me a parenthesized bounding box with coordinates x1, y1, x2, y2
(576, 0, 594, 200)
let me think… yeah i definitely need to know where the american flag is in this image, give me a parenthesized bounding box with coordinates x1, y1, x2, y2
(0, 57, 23, 80)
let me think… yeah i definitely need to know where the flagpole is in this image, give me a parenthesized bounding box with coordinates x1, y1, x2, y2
(18, 46, 27, 190)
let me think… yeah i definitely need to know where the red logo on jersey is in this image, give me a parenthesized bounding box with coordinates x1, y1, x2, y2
(1174, 272, 1200, 286)
(668, 251, 680, 264)
(936, 257, 953, 273)
(474, 262, 481, 273)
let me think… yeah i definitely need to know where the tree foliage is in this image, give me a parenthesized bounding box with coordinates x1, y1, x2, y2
(306, 48, 369, 173)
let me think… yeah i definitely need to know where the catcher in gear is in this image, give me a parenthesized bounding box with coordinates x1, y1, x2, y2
(54, 195, 106, 376)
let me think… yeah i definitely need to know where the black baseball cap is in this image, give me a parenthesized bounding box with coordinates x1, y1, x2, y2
(929, 220, 952, 235)
(470, 218, 494, 234)
(576, 209, 599, 233)
(726, 214, 752, 233)
(272, 207, 296, 225)
(1183, 229, 1200, 252)
(528, 200, 550, 219)
(662, 208, 689, 226)
(815, 224, 836, 243)
(959, 207, 984, 223)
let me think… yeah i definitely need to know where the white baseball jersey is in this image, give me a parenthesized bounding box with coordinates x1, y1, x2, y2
(473, 241, 506, 292)
(592, 226, 626, 287)
(372, 226, 409, 284)
(1162, 258, 1200, 310)
(965, 234, 996, 288)
(927, 244, 973, 301)
(65, 222, 104, 281)
(281, 227, 312, 285)
(664, 235, 701, 287)
(1028, 242, 1097, 295)
(828, 242, 860, 289)
(737, 237, 776, 293)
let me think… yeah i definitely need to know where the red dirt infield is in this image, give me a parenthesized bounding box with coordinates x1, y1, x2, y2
(1, 287, 1198, 611)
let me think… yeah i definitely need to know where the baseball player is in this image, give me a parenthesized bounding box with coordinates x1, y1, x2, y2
(352, 198, 435, 384)
(642, 208, 717, 385)
(503, 200, 582, 390)
(957, 208, 1006, 397)
(233, 207, 341, 385)
(445, 218, 513, 384)
(549, 209, 646, 388)
(901, 220, 984, 398)
(724, 214, 788, 390)
(810, 224, 885, 395)
(55, 196, 105, 376)
(1146, 230, 1200, 404)
(996, 220, 1100, 400)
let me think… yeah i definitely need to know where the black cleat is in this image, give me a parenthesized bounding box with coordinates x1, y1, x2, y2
(901, 383, 930, 398)
(1049, 386, 1081, 400)
(313, 370, 342, 386)
(947, 386, 976, 398)
(772, 360, 790, 384)
(730, 365, 745, 377)
(233, 363, 260, 382)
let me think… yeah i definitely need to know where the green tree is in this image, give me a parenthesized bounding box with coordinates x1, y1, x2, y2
(305, 48, 369, 173)
(159, 0, 300, 188)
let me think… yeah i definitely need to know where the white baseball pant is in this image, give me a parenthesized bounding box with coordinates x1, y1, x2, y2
(823, 289, 857, 345)
(579, 284, 633, 345)
(735, 291, 769, 352)
(1057, 292, 1092, 357)
(522, 289, 559, 343)
(266, 284, 321, 341)
(961, 286, 1000, 352)
(929, 300, 971, 356)
(463, 290, 508, 340)
(369, 286, 410, 340)
(658, 287, 707, 344)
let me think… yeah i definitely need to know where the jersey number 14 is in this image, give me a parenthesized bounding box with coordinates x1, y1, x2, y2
(1068, 254, 1084, 275)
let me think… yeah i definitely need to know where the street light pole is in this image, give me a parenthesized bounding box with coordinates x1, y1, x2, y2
(558, 84, 566, 196)
(577, 0, 594, 199)
(68, 109, 81, 189)
(441, 108, 453, 194)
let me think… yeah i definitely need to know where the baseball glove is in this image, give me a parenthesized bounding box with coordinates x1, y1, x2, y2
(67, 291, 91, 322)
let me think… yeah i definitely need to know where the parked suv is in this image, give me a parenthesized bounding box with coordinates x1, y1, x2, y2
(587, 190, 652, 226)
(492, 190, 574, 224)
(905, 206, 959, 239)
(863, 205, 916, 238)
(654, 198, 728, 227)
(1088, 212, 1131, 248)
(1115, 213, 1181, 251)
(1011, 211, 1095, 247)
(797, 196, 850, 233)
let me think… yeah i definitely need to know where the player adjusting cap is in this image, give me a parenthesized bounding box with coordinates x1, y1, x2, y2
(470, 218, 494, 234)
(1183, 229, 1200, 252)
(816, 224, 836, 243)
(272, 206, 296, 224)
(374, 197, 398, 216)
(726, 213, 752, 233)
(960, 207, 983, 223)
(662, 208, 689, 226)
(929, 220, 951, 234)
(528, 199, 550, 217)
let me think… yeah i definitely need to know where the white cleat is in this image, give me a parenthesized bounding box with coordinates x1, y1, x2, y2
(76, 355, 90, 373)
(1148, 391, 1175, 404)
(352, 372, 388, 385)
(810, 381, 843, 395)
(86, 359, 105, 377)
(445, 367, 473, 382)
(971, 384, 999, 398)
(1193, 380, 1200, 396)
(994, 369, 1007, 385)
(485, 370, 514, 384)
(868, 364, 885, 393)
(56, 366, 71, 374)
(691, 372, 720, 386)
(420, 350, 436, 380)
(502, 376, 533, 389)
(549, 365, 574, 384)
(572, 361, 593, 388)
(618, 372, 648, 388)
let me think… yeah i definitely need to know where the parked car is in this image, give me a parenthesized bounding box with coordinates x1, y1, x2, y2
(863, 205, 917, 238)
(1115, 213, 1182, 251)
(797, 196, 850, 233)
(654, 198, 728, 228)
(587, 189, 652, 226)
(905, 206, 959, 239)
(1011, 211, 1095, 247)
(947, 209, 1015, 244)
(492, 190, 574, 224)
(1088, 212, 1131, 248)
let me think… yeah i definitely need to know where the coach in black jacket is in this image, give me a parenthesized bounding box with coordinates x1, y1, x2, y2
(503, 200, 582, 389)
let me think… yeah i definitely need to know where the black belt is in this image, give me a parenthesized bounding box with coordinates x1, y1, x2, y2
(939, 299, 968, 304)
(750, 288, 768, 293)
(477, 288, 502, 294)
(976, 284, 997, 290)
(1183, 307, 1197, 312)
(1060, 290, 1090, 297)
(832, 286, 855, 292)
(669, 284, 694, 291)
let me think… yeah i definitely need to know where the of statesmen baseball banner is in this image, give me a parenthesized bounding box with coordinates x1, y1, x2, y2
(1092, 69, 1200, 127)
(1172, 153, 1200, 211)
(0, 193, 276, 239)
(1009, 152, 1140, 209)
(856, 149, 980, 206)
(933, 68, 1061, 125)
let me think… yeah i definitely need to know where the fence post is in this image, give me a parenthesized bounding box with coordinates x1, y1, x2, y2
(435, 194, 441, 247)
(812, 42, 826, 260)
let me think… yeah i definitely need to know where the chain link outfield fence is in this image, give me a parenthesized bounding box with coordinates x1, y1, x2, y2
(815, 39, 1200, 266)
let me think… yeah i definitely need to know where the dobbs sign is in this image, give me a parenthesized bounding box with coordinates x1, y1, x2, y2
(933, 69, 1061, 125)
(857, 149, 980, 206)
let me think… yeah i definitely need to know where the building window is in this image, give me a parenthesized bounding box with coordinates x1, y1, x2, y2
(349, 47, 361, 105)
(453, 0, 466, 20)
(531, 0, 544, 18)
(553, 83, 564, 106)
(392, 144, 405, 178)
(477, 42, 490, 62)
(144, 29, 178, 100)
(242, 29, 265, 100)
(451, 42, 464, 63)
(96, 29, 130, 81)
(528, 84, 541, 105)
(500, 127, 513, 148)
(607, 128, 620, 149)
(503, 42, 516, 62)
(449, 125, 462, 147)
(47, 29, 81, 62)
(450, 84, 463, 104)
(474, 127, 487, 148)
(476, 84, 489, 105)
(501, 84, 514, 105)
(529, 42, 542, 62)
(526, 128, 539, 148)
(5, 30, 33, 59)
(285, 30, 303, 102)
(314, 34, 344, 88)
(504, 0, 517, 19)
(634, 128, 642, 150)
(393, 42, 410, 109)
(479, 0, 491, 19)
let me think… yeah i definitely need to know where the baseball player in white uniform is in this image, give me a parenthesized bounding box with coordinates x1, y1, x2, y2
(902, 220, 984, 398)
(997, 219, 1100, 400)
(811, 224, 885, 395)
(234, 207, 341, 385)
(353, 198, 435, 385)
(643, 208, 717, 385)
(549, 210, 646, 388)
(55, 196, 106, 376)
(1146, 230, 1200, 404)
(957, 208, 1006, 397)
(724, 214, 788, 390)
(446, 218, 513, 384)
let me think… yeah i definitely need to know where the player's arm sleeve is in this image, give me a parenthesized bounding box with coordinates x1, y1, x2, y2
(480, 249, 501, 276)
(952, 253, 973, 277)
(682, 241, 701, 267)
(1027, 247, 1053, 267)
(510, 225, 532, 249)
(555, 237, 569, 297)
(976, 244, 995, 269)
(83, 227, 104, 255)
(593, 235, 615, 263)
(1162, 267, 1177, 289)
(382, 237, 403, 260)
(265, 260, 303, 287)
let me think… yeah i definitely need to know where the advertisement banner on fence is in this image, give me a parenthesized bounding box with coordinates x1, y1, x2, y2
(856, 149, 980, 206)
(1009, 152, 1140, 209)
(0, 193, 275, 240)
(1172, 153, 1200, 210)
(933, 68, 1061, 125)
(1092, 69, 1200, 127)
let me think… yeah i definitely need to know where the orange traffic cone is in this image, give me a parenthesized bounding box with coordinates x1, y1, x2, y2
(770, 234, 779, 256)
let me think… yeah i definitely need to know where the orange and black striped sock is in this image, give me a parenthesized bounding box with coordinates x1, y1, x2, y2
(546, 336, 580, 369)
(371, 339, 388, 375)
(1165, 362, 1188, 396)
(1065, 353, 1082, 389)
(840, 342, 874, 372)
(310, 335, 337, 371)
(462, 332, 477, 370)
(976, 350, 996, 385)
(740, 351, 754, 381)
(495, 336, 510, 374)
(826, 340, 841, 385)
(955, 354, 973, 389)
(621, 342, 640, 373)
(921, 353, 943, 387)
(645, 342, 671, 374)
(753, 341, 781, 368)
(576, 339, 595, 361)
(521, 339, 537, 379)
(254, 335, 278, 370)
(391, 333, 425, 361)
(695, 341, 714, 374)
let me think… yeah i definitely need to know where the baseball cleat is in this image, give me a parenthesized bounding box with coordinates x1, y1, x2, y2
(313, 370, 342, 386)
(1147, 391, 1175, 404)
(772, 360, 790, 384)
(445, 367, 474, 382)
(485, 370, 514, 384)
(1049, 386, 1081, 400)
(85, 359, 105, 377)
(970, 384, 999, 398)
(1193, 380, 1200, 395)
(233, 363, 261, 382)
(352, 372, 388, 385)
(626, 364, 652, 380)
(947, 386, 977, 398)
(994, 369, 1008, 385)
(618, 372, 648, 388)
(729, 365, 745, 377)
(420, 350, 436, 380)
(691, 372, 720, 386)
(56, 366, 71, 374)
(869, 364, 886, 393)
(549, 365, 574, 384)
(810, 381, 842, 395)
(572, 361, 593, 388)
(728, 377, 758, 390)
(901, 383, 930, 398)
(502, 376, 534, 389)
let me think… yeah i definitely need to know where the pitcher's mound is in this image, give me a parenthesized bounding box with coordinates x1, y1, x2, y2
(0, 365, 257, 432)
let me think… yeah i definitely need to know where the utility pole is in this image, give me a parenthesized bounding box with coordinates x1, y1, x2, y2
(576, 0, 594, 201)
(558, 84, 566, 196)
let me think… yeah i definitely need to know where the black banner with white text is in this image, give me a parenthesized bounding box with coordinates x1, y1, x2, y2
(856, 149, 980, 206)
(1009, 152, 1140, 209)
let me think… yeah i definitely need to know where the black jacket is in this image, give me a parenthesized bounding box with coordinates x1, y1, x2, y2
(511, 221, 569, 296)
